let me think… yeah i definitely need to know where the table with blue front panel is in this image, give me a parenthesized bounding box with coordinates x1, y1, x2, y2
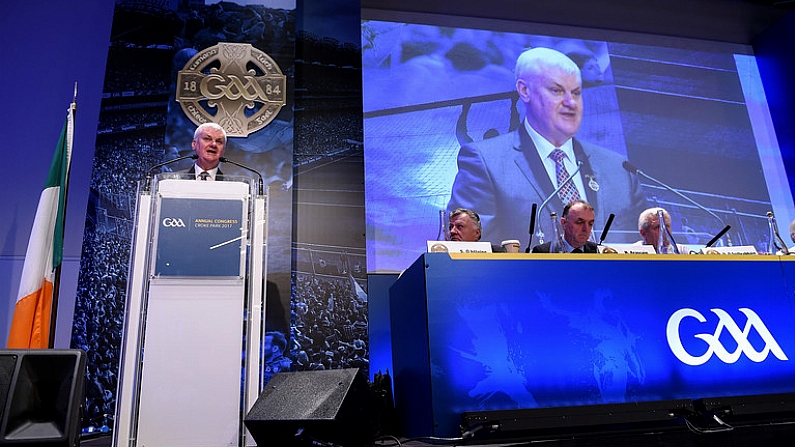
(388, 252, 795, 438)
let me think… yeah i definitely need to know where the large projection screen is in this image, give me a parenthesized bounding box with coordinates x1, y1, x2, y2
(362, 10, 794, 272)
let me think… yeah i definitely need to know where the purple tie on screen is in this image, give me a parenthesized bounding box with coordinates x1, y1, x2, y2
(550, 148, 581, 205)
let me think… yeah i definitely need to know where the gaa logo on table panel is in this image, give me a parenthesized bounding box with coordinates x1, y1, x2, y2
(666, 308, 788, 365)
(162, 218, 186, 228)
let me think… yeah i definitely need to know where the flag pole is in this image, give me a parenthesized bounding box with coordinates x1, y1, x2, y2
(8, 87, 77, 349)
(48, 84, 77, 348)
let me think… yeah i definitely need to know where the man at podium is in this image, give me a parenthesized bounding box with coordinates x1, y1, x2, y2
(186, 122, 227, 181)
(446, 47, 647, 246)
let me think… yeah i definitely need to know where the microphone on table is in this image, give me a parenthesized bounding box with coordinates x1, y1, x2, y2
(599, 213, 615, 245)
(525, 203, 537, 253)
(704, 225, 731, 248)
(145, 153, 198, 191)
(622, 160, 732, 246)
(220, 157, 264, 195)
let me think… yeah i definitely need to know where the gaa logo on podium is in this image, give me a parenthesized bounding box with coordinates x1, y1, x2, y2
(162, 218, 186, 228)
(666, 307, 788, 365)
(176, 42, 286, 137)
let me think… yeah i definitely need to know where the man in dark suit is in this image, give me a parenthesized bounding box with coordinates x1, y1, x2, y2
(186, 122, 226, 180)
(532, 200, 598, 253)
(447, 47, 647, 247)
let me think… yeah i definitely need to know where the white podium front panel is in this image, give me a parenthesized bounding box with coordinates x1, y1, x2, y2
(136, 280, 244, 447)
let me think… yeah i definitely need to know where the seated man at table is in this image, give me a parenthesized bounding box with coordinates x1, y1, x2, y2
(635, 207, 690, 254)
(448, 208, 482, 242)
(532, 200, 598, 253)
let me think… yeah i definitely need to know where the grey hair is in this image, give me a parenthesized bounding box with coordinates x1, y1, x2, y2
(638, 207, 670, 231)
(515, 47, 581, 82)
(450, 207, 482, 232)
(193, 122, 227, 143)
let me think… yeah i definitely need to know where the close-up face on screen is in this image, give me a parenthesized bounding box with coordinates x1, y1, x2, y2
(361, 17, 793, 272)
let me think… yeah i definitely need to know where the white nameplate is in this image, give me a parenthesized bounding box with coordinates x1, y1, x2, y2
(427, 241, 493, 253)
(700, 245, 758, 255)
(598, 244, 656, 254)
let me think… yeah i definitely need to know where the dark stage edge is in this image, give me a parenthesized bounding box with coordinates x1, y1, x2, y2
(79, 422, 795, 447)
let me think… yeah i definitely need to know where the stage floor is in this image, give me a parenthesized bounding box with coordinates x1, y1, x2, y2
(80, 421, 795, 447)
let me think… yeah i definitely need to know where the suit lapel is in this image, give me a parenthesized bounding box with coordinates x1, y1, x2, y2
(572, 139, 598, 212)
(512, 127, 565, 214)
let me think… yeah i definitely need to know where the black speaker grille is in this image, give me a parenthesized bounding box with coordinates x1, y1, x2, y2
(245, 368, 375, 447)
(0, 349, 86, 447)
(0, 355, 19, 425)
(250, 369, 358, 420)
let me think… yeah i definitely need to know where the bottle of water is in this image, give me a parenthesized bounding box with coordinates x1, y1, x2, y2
(767, 211, 789, 255)
(656, 209, 680, 254)
(549, 212, 565, 253)
(436, 209, 448, 241)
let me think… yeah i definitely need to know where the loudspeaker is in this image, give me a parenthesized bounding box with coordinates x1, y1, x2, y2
(0, 349, 86, 447)
(245, 368, 374, 447)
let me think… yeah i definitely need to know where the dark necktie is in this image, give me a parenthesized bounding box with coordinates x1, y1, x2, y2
(199, 171, 209, 181)
(550, 148, 581, 205)
(572, 247, 583, 253)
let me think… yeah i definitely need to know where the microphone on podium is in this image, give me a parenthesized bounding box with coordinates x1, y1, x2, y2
(145, 153, 198, 191)
(220, 157, 264, 195)
(622, 160, 732, 246)
(525, 203, 537, 253)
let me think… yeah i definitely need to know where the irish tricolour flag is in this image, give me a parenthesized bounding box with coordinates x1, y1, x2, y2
(7, 102, 75, 348)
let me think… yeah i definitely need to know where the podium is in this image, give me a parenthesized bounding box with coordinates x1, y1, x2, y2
(114, 172, 268, 447)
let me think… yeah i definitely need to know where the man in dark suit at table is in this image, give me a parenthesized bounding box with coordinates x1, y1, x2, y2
(447, 47, 647, 246)
(532, 200, 598, 253)
(185, 122, 226, 181)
